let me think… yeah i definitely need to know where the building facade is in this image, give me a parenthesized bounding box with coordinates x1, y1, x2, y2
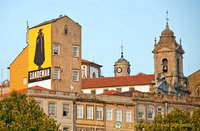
(10, 16, 82, 92)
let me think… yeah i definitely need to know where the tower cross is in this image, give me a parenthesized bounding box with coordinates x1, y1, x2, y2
(120, 44, 124, 58)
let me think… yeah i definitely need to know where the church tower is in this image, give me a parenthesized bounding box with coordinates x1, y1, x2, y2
(114, 45, 130, 77)
(152, 12, 188, 95)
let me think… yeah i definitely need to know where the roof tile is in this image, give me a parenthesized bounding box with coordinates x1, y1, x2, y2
(82, 74, 155, 88)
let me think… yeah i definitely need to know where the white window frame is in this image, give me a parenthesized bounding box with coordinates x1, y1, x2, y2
(73, 46, 79, 57)
(125, 109, 132, 122)
(138, 105, 145, 119)
(73, 70, 79, 81)
(157, 107, 163, 115)
(77, 105, 84, 119)
(49, 103, 55, 116)
(63, 104, 69, 117)
(86, 106, 93, 120)
(53, 44, 60, 55)
(96, 106, 103, 120)
(53, 68, 60, 80)
(147, 106, 154, 119)
(115, 109, 122, 121)
(106, 108, 113, 121)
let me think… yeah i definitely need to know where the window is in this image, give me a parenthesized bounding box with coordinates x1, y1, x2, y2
(49, 103, 55, 116)
(73, 70, 79, 81)
(92, 72, 96, 78)
(96, 107, 103, 120)
(157, 107, 163, 115)
(73, 46, 79, 57)
(138, 105, 144, 119)
(23, 77, 27, 85)
(177, 58, 180, 75)
(77, 105, 83, 119)
(96, 129, 104, 131)
(86, 129, 94, 131)
(86, 106, 93, 119)
(104, 89, 108, 92)
(53, 44, 60, 55)
(64, 28, 68, 34)
(116, 88, 122, 92)
(115, 109, 122, 121)
(167, 107, 173, 113)
(129, 88, 134, 91)
(63, 104, 69, 116)
(162, 58, 168, 73)
(125, 109, 132, 122)
(91, 90, 96, 94)
(54, 68, 60, 80)
(77, 128, 84, 131)
(106, 108, 113, 121)
(63, 127, 69, 131)
(148, 106, 154, 119)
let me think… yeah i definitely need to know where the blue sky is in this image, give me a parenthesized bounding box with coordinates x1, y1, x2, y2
(0, 0, 199, 82)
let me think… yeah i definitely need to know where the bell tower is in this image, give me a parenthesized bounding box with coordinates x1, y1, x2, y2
(114, 45, 130, 77)
(152, 11, 188, 95)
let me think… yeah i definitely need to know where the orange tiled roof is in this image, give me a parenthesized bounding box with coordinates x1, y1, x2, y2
(0, 84, 9, 88)
(81, 59, 102, 67)
(82, 74, 155, 88)
(101, 90, 120, 95)
(0, 85, 49, 99)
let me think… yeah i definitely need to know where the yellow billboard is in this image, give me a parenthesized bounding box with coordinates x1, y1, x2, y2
(28, 24, 51, 83)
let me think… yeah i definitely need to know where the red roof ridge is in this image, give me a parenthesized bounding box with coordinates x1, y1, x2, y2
(0, 84, 9, 88)
(82, 74, 155, 88)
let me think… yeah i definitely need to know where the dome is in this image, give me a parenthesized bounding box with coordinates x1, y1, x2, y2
(117, 57, 128, 62)
(161, 23, 174, 36)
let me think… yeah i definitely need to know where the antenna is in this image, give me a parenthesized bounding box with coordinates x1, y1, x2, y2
(26, 21, 29, 44)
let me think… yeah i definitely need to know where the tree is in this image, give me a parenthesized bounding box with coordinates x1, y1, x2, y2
(135, 107, 200, 131)
(0, 91, 60, 130)
(192, 107, 200, 130)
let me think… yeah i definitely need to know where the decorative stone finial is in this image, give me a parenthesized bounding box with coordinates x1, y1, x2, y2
(154, 37, 157, 45)
(165, 10, 169, 30)
(180, 38, 182, 46)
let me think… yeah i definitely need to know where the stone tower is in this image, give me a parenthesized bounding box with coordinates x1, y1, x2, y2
(152, 21, 188, 95)
(114, 46, 130, 77)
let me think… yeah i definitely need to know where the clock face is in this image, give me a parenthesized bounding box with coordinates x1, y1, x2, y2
(116, 67, 122, 73)
(127, 68, 130, 74)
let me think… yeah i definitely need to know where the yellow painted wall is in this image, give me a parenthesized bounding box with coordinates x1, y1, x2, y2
(10, 46, 28, 91)
(28, 24, 51, 71)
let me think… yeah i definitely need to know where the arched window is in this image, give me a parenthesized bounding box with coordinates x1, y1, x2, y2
(92, 72, 96, 78)
(162, 58, 168, 73)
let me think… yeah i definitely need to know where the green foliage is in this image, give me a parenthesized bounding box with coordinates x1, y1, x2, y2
(192, 107, 200, 130)
(0, 91, 60, 130)
(135, 107, 200, 131)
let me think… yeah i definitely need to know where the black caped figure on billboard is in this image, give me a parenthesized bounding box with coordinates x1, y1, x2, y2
(34, 29, 45, 69)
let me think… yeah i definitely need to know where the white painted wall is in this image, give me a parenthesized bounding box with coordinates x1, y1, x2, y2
(28, 79, 51, 89)
(90, 66, 99, 78)
(122, 87, 129, 92)
(81, 85, 151, 94)
(82, 89, 90, 94)
(134, 85, 150, 92)
(96, 89, 103, 94)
